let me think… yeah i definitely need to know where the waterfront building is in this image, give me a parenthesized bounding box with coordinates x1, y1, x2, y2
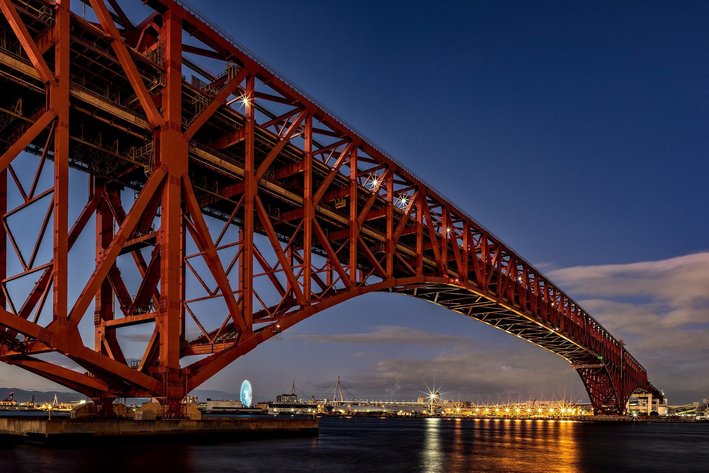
(626, 391, 668, 416)
(672, 399, 709, 419)
(276, 393, 298, 403)
(205, 399, 243, 413)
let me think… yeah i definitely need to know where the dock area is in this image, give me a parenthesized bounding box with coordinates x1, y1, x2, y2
(0, 416, 318, 444)
(583, 415, 703, 423)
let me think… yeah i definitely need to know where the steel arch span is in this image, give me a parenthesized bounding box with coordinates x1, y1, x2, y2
(0, 0, 661, 415)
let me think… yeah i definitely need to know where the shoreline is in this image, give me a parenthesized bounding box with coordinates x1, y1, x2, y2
(0, 416, 318, 445)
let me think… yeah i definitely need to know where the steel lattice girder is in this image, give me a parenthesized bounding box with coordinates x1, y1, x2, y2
(0, 0, 660, 415)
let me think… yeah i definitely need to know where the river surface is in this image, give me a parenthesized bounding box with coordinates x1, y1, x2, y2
(1, 416, 708, 472)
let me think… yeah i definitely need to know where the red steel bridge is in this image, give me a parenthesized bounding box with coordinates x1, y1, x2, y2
(0, 0, 661, 416)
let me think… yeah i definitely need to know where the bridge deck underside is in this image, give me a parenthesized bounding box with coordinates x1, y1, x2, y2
(393, 284, 597, 366)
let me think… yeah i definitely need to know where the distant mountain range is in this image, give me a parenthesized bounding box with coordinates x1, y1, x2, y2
(0, 388, 81, 404)
(0, 388, 241, 403)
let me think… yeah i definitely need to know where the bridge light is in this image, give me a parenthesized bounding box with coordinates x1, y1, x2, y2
(367, 174, 380, 191)
(446, 227, 451, 235)
(227, 93, 250, 107)
(396, 193, 409, 208)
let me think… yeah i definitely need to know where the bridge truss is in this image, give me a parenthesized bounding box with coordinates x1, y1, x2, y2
(0, 0, 660, 415)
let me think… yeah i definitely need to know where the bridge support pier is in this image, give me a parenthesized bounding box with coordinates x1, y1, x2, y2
(93, 397, 117, 418)
(576, 365, 623, 415)
(159, 368, 188, 418)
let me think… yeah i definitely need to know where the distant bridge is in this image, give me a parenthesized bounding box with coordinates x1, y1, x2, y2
(0, 0, 660, 415)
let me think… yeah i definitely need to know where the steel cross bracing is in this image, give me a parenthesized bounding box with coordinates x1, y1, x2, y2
(0, 0, 660, 415)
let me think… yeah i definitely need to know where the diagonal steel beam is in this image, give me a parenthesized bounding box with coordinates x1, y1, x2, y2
(254, 195, 305, 305)
(88, 0, 165, 128)
(312, 142, 353, 207)
(185, 66, 249, 140)
(0, 0, 55, 85)
(0, 110, 56, 173)
(183, 175, 246, 332)
(68, 167, 166, 325)
(10, 356, 110, 396)
(254, 110, 307, 181)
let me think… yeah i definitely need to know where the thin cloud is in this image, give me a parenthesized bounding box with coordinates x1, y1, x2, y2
(119, 333, 152, 343)
(307, 252, 709, 403)
(311, 348, 583, 403)
(300, 325, 473, 348)
(549, 251, 709, 402)
(549, 252, 709, 327)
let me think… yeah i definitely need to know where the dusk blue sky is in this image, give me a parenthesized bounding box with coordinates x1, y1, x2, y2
(1, 1, 707, 404)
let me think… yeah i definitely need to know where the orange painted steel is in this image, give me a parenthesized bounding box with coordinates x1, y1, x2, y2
(0, 0, 660, 415)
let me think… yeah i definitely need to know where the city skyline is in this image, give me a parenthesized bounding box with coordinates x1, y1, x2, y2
(0, 0, 707, 405)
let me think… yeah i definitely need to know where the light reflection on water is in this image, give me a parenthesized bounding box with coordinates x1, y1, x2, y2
(422, 417, 579, 472)
(1, 417, 708, 472)
(422, 417, 443, 472)
(495, 419, 579, 473)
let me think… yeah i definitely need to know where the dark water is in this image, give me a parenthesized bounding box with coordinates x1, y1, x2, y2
(1, 417, 708, 472)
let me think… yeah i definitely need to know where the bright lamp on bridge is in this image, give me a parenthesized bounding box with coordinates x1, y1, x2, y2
(395, 193, 409, 208)
(366, 173, 380, 191)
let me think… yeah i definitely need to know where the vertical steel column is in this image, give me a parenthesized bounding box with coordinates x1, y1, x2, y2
(303, 114, 313, 301)
(619, 340, 625, 412)
(157, 10, 186, 404)
(416, 191, 424, 276)
(93, 182, 121, 414)
(241, 75, 255, 330)
(94, 179, 113, 353)
(0, 168, 5, 316)
(441, 207, 449, 273)
(480, 238, 489, 290)
(462, 222, 469, 283)
(385, 172, 393, 278)
(52, 0, 70, 325)
(349, 147, 358, 284)
(326, 261, 333, 287)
